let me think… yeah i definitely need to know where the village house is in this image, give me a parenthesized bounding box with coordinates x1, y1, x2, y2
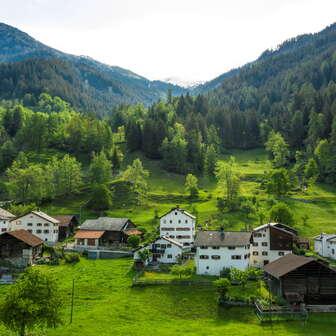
(194, 229, 252, 276)
(74, 217, 141, 249)
(160, 206, 196, 246)
(9, 211, 60, 243)
(295, 237, 310, 250)
(314, 233, 336, 261)
(250, 222, 298, 268)
(52, 215, 78, 241)
(134, 236, 186, 267)
(0, 229, 43, 267)
(0, 208, 15, 233)
(264, 254, 336, 305)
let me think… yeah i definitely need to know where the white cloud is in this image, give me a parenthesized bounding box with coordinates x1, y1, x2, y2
(0, 0, 335, 81)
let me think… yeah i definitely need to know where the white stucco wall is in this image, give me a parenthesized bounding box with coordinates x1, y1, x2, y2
(134, 237, 183, 264)
(0, 219, 11, 233)
(250, 226, 292, 268)
(195, 245, 250, 276)
(160, 209, 195, 246)
(10, 213, 59, 243)
(315, 235, 336, 260)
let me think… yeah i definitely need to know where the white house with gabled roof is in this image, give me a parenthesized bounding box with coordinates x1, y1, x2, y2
(314, 233, 336, 261)
(134, 236, 186, 265)
(9, 211, 60, 243)
(194, 229, 252, 276)
(250, 223, 297, 268)
(0, 208, 16, 233)
(159, 206, 196, 246)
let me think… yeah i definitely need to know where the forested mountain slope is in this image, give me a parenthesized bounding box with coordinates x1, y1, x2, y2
(0, 23, 186, 113)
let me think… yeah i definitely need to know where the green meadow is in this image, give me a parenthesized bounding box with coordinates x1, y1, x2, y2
(41, 148, 336, 240)
(1, 258, 336, 336)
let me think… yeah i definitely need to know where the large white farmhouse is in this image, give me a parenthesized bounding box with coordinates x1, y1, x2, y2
(0, 208, 15, 233)
(134, 236, 186, 265)
(314, 233, 336, 261)
(159, 206, 196, 246)
(250, 223, 297, 268)
(9, 211, 60, 243)
(194, 230, 252, 276)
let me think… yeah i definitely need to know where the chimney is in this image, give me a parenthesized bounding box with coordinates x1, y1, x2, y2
(220, 226, 225, 241)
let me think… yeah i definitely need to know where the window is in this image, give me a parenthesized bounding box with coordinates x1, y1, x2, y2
(54, 230, 58, 233)
(211, 255, 221, 260)
(87, 239, 96, 246)
(200, 246, 208, 249)
(333, 249, 335, 255)
(37, 223, 42, 227)
(161, 227, 175, 231)
(263, 234, 266, 237)
(44, 230, 49, 234)
(185, 220, 188, 224)
(163, 219, 166, 224)
(176, 235, 191, 239)
(263, 260, 269, 265)
(167, 244, 172, 248)
(153, 244, 160, 248)
(253, 233, 262, 238)
(167, 254, 172, 259)
(212, 246, 220, 250)
(262, 251, 268, 256)
(253, 242, 258, 247)
(27, 223, 33, 227)
(200, 255, 209, 259)
(175, 212, 177, 215)
(176, 227, 191, 231)
(206, 266, 209, 270)
(278, 252, 285, 256)
(252, 251, 258, 256)
(169, 220, 172, 224)
(262, 242, 268, 247)
(27, 229, 32, 233)
(228, 246, 236, 250)
(231, 255, 241, 260)
(160, 244, 166, 248)
(183, 242, 190, 246)
(44, 223, 49, 227)
(1, 228, 6, 232)
(169, 235, 175, 239)
(178, 220, 181, 224)
(36, 229, 42, 234)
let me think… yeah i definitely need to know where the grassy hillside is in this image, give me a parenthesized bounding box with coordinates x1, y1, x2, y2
(1, 258, 335, 336)
(40, 148, 336, 239)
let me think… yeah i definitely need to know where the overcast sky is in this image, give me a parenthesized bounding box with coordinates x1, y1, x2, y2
(1, 0, 336, 81)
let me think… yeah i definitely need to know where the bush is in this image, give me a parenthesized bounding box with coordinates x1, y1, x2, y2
(220, 267, 231, 278)
(127, 235, 140, 248)
(64, 253, 80, 264)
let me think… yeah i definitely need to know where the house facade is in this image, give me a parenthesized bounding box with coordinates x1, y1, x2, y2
(74, 217, 139, 249)
(194, 230, 252, 276)
(160, 206, 196, 246)
(9, 211, 59, 243)
(250, 223, 297, 268)
(0, 208, 16, 233)
(0, 229, 43, 267)
(134, 236, 185, 266)
(314, 233, 336, 261)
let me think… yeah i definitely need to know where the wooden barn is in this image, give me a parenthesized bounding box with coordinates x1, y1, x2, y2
(264, 254, 336, 305)
(0, 229, 43, 267)
(52, 215, 78, 240)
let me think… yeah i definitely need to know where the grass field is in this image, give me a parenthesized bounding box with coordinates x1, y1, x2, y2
(1, 258, 336, 336)
(39, 148, 336, 241)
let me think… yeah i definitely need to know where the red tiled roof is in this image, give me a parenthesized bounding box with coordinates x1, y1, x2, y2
(4, 229, 44, 247)
(74, 230, 105, 239)
(124, 229, 143, 236)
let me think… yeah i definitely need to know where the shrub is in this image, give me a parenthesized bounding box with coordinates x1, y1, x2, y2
(220, 267, 231, 278)
(127, 235, 140, 248)
(64, 253, 80, 264)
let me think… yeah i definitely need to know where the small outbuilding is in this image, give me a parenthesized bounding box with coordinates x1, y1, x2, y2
(52, 215, 78, 240)
(0, 229, 43, 267)
(264, 254, 336, 305)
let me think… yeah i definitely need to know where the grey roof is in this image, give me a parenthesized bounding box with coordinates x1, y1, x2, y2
(160, 207, 196, 219)
(194, 230, 252, 247)
(254, 222, 297, 236)
(0, 207, 15, 219)
(80, 217, 130, 231)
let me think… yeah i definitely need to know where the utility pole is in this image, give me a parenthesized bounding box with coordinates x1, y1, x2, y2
(70, 279, 75, 324)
